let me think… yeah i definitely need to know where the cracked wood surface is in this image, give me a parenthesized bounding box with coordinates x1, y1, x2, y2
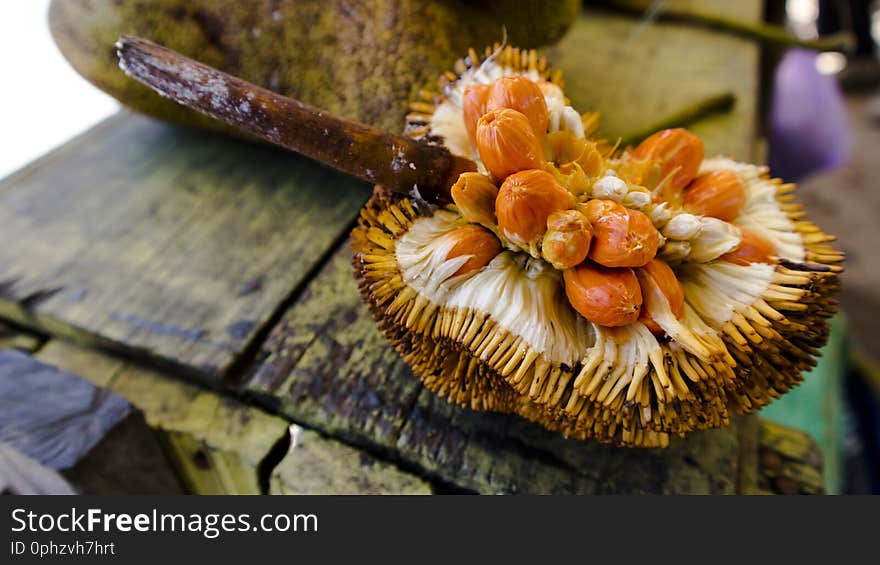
(0, 113, 369, 375)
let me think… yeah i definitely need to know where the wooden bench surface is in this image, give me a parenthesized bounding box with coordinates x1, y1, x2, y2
(0, 2, 828, 494)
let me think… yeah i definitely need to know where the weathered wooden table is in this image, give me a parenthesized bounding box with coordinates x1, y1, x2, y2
(0, 2, 827, 494)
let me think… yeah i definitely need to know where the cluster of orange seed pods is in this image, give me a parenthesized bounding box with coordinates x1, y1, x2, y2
(446, 73, 775, 333)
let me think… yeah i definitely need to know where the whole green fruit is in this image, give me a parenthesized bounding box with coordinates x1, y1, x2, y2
(50, 0, 579, 135)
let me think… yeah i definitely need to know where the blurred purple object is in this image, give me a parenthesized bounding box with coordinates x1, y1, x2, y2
(768, 48, 852, 182)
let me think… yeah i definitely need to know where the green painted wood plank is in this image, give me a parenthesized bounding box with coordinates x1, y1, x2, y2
(760, 316, 847, 494)
(0, 113, 369, 377)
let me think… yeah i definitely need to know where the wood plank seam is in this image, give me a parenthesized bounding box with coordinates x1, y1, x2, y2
(223, 215, 362, 387)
